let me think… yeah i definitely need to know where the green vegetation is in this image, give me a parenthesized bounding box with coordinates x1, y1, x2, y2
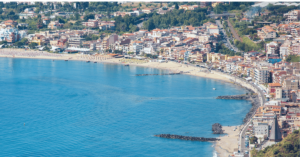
(14, 38, 28, 47)
(84, 34, 99, 41)
(28, 42, 38, 49)
(250, 136, 258, 144)
(217, 43, 241, 56)
(143, 8, 209, 31)
(286, 55, 300, 63)
(267, 4, 299, 15)
(234, 38, 264, 52)
(251, 130, 300, 157)
(213, 2, 254, 14)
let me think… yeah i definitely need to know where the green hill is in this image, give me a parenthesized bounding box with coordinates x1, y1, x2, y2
(251, 130, 300, 157)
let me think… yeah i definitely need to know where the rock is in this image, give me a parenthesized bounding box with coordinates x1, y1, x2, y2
(154, 134, 220, 142)
(212, 123, 223, 134)
(216, 94, 257, 100)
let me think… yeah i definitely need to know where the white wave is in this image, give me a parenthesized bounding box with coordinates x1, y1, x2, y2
(213, 150, 218, 157)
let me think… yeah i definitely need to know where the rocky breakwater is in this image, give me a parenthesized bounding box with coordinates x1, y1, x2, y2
(216, 94, 256, 100)
(216, 94, 260, 123)
(212, 123, 223, 134)
(154, 134, 220, 142)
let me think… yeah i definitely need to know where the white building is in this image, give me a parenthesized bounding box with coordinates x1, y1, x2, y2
(0, 28, 22, 43)
(254, 123, 269, 141)
(130, 42, 143, 54)
(255, 66, 270, 84)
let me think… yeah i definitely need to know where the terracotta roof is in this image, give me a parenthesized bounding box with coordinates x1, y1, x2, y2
(269, 83, 281, 87)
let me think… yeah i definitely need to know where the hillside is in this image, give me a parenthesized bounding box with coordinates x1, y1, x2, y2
(251, 130, 300, 157)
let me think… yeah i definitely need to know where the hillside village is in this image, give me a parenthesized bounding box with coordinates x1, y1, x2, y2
(2, 2, 300, 156)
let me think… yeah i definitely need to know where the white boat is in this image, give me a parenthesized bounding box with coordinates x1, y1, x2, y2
(213, 88, 216, 90)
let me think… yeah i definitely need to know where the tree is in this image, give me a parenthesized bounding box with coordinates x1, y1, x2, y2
(74, 12, 80, 20)
(175, 3, 179, 9)
(250, 136, 258, 144)
(84, 14, 95, 21)
(29, 42, 38, 49)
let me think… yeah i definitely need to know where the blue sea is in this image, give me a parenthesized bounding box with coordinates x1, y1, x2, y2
(0, 58, 252, 156)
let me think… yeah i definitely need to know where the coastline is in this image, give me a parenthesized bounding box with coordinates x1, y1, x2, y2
(0, 49, 231, 82)
(0, 49, 254, 156)
(214, 126, 242, 157)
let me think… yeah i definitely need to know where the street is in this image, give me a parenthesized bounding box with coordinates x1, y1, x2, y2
(215, 20, 240, 52)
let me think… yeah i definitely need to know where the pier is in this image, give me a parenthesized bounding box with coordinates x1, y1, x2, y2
(135, 73, 181, 76)
(154, 134, 220, 142)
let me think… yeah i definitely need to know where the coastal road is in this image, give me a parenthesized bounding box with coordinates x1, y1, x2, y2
(215, 20, 240, 52)
(238, 81, 266, 154)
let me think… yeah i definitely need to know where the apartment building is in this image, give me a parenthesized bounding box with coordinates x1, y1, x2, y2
(82, 19, 99, 28)
(258, 26, 276, 41)
(284, 10, 300, 22)
(68, 36, 85, 48)
(255, 66, 270, 84)
(130, 41, 143, 54)
(266, 41, 279, 57)
(254, 123, 269, 138)
(102, 34, 118, 50)
(0, 27, 21, 43)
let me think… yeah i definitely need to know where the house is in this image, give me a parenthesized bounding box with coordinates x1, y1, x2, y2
(43, 18, 50, 25)
(269, 83, 282, 99)
(82, 19, 99, 28)
(142, 8, 153, 14)
(241, 18, 250, 22)
(31, 35, 45, 46)
(48, 21, 63, 29)
(4, 20, 18, 27)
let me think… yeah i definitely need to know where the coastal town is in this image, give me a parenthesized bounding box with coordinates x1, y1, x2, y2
(1, 1, 300, 157)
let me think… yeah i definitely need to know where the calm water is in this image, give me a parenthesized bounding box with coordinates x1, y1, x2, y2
(0, 58, 251, 156)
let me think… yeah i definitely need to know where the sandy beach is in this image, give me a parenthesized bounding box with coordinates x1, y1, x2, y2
(214, 126, 243, 157)
(0, 49, 231, 82)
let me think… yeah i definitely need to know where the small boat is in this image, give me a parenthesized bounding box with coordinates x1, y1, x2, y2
(86, 61, 90, 63)
(94, 61, 97, 63)
(65, 60, 68, 61)
(213, 88, 216, 90)
(124, 64, 129, 66)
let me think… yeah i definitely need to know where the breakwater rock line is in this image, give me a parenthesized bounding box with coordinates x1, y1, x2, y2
(154, 134, 220, 142)
(136, 73, 181, 76)
(212, 123, 224, 134)
(216, 94, 258, 100)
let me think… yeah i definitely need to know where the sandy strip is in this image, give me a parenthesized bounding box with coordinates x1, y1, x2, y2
(0, 50, 231, 82)
(214, 126, 242, 157)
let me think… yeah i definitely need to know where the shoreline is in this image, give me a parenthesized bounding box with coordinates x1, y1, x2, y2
(0, 50, 231, 83)
(0, 50, 256, 156)
(214, 125, 242, 157)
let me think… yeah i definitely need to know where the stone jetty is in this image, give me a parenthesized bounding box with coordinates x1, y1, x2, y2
(216, 94, 257, 100)
(212, 123, 223, 134)
(154, 134, 220, 142)
(136, 73, 181, 76)
(216, 94, 260, 124)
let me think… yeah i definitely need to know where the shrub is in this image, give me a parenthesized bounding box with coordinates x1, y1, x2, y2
(284, 142, 294, 152)
(273, 148, 280, 155)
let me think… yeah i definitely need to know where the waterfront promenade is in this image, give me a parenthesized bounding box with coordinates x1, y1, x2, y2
(212, 70, 266, 154)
